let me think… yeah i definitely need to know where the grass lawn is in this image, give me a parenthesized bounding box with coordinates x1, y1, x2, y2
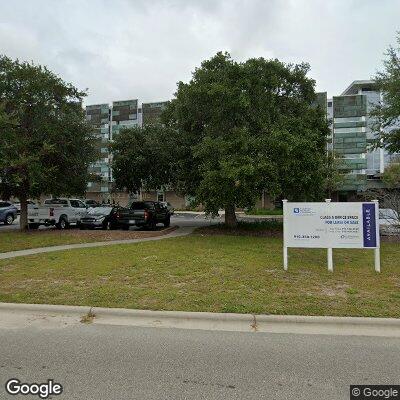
(245, 208, 283, 216)
(0, 227, 175, 253)
(0, 234, 399, 318)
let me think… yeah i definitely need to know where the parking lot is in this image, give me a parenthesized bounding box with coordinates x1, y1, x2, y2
(0, 212, 223, 232)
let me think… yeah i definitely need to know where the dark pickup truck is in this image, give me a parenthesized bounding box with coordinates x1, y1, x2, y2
(116, 201, 171, 230)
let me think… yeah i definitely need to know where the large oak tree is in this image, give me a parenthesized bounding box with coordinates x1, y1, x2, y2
(162, 52, 330, 226)
(0, 56, 96, 230)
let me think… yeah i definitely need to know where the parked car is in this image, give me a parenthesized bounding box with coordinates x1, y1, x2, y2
(13, 200, 36, 215)
(160, 201, 174, 215)
(379, 208, 400, 235)
(0, 201, 18, 225)
(84, 199, 101, 208)
(80, 206, 122, 230)
(27, 198, 88, 229)
(115, 201, 171, 230)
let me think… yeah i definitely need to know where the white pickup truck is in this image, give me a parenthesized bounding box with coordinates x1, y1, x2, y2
(28, 198, 88, 229)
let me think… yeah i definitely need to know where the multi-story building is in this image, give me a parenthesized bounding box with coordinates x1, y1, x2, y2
(141, 101, 168, 126)
(85, 99, 139, 202)
(85, 82, 398, 207)
(85, 99, 181, 206)
(331, 80, 398, 200)
(85, 104, 111, 198)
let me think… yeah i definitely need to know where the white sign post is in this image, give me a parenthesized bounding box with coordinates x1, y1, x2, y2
(282, 200, 380, 272)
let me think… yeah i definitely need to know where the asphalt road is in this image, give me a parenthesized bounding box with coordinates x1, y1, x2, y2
(0, 212, 221, 232)
(0, 323, 399, 400)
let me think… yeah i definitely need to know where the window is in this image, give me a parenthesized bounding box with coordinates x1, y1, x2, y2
(157, 192, 165, 202)
(334, 127, 366, 133)
(77, 200, 86, 208)
(327, 101, 332, 107)
(44, 199, 68, 206)
(334, 116, 366, 123)
(130, 202, 155, 210)
(0, 202, 11, 207)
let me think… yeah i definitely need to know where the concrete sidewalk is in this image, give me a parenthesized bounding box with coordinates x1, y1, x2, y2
(0, 226, 194, 260)
(0, 302, 399, 337)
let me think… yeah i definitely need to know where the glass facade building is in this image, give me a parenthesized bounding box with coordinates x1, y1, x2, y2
(85, 99, 167, 200)
(85, 104, 111, 195)
(142, 101, 168, 126)
(331, 80, 399, 195)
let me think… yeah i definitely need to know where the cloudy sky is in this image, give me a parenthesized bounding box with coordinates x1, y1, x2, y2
(1, 0, 399, 105)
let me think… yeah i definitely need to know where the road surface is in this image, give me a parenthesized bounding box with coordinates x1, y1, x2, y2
(0, 212, 222, 232)
(0, 322, 398, 399)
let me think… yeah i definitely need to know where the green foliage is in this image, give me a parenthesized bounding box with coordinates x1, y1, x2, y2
(323, 151, 347, 196)
(371, 33, 400, 153)
(0, 55, 96, 228)
(245, 208, 283, 215)
(110, 124, 179, 193)
(382, 157, 400, 188)
(163, 52, 329, 218)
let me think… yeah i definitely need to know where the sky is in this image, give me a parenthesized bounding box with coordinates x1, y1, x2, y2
(0, 0, 399, 105)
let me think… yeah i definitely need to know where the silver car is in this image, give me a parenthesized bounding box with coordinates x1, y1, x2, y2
(0, 201, 18, 225)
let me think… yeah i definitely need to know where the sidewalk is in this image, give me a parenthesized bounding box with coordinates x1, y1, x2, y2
(1, 302, 399, 337)
(0, 226, 194, 260)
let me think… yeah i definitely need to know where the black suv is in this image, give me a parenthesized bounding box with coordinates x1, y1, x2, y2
(116, 201, 171, 230)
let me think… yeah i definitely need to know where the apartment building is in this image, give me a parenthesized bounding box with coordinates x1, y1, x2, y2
(85, 82, 398, 208)
(85, 104, 111, 196)
(142, 101, 168, 126)
(85, 99, 181, 206)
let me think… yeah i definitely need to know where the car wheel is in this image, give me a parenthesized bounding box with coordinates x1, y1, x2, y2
(56, 217, 68, 230)
(4, 214, 14, 225)
(103, 221, 112, 230)
(79, 225, 86, 230)
(122, 225, 130, 231)
(148, 220, 157, 231)
(164, 216, 171, 228)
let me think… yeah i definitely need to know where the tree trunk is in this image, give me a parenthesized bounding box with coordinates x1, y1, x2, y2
(224, 204, 237, 227)
(19, 194, 28, 231)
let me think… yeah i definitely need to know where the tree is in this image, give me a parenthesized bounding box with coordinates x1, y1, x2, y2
(0, 56, 96, 230)
(382, 156, 400, 188)
(110, 124, 179, 194)
(371, 33, 400, 153)
(323, 151, 346, 199)
(162, 52, 330, 226)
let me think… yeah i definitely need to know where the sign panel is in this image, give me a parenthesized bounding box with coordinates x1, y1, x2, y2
(283, 202, 379, 249)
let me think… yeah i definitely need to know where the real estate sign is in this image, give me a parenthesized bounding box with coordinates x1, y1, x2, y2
(283, 202, 379, 249)
(282, 201, 380, 272)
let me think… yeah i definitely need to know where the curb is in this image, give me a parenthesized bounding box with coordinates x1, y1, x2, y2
(0, 303, 399, 337)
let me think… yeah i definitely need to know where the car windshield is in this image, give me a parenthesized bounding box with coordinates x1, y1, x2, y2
(131, 202, 154, 210)
(379, 209, 398, 219)
(44, 199, 68, 206)
(87, 207, 112, 215)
